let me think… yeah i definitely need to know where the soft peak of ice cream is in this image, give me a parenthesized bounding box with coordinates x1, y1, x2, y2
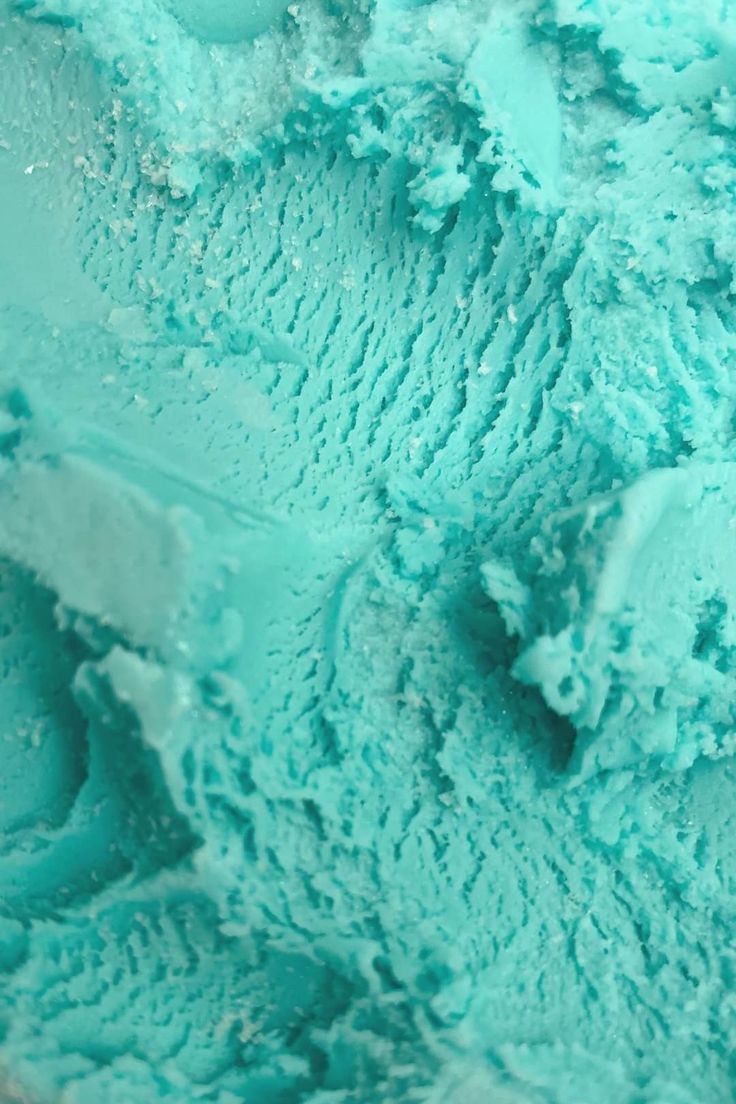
(484, 461, 736, 779)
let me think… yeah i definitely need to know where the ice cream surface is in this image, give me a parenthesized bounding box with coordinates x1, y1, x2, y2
(1, 0, 736, 1101)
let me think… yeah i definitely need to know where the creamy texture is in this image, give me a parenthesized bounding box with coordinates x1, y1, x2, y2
(1, 1, 736, 1101)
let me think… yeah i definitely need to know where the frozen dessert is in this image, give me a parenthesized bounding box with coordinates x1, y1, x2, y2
(0, 0, 735, 1101)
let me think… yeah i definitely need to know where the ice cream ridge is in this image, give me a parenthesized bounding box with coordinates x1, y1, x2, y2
(1, 0, 735, 1100)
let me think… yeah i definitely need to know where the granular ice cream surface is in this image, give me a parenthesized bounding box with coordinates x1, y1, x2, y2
(0, 0, 736, 1100)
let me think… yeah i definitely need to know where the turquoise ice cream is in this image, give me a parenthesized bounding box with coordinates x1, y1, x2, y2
(1, 0, 736, 1100)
